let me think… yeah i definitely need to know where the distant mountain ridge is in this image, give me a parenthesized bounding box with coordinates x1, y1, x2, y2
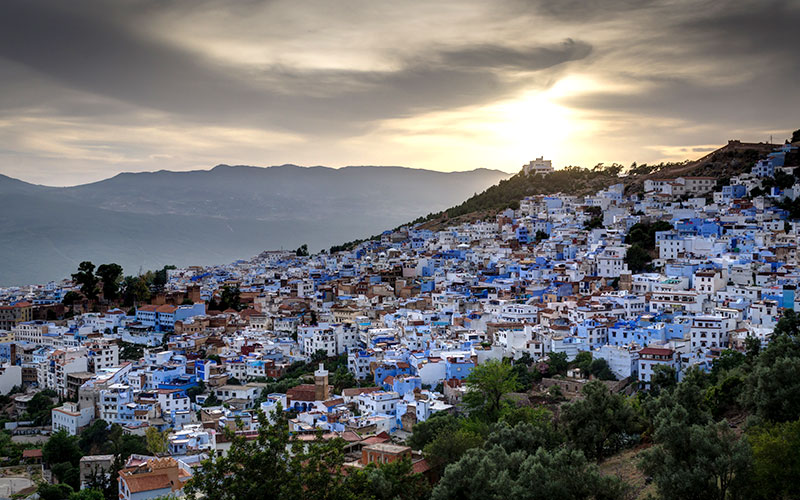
(0, 164, 509, 285)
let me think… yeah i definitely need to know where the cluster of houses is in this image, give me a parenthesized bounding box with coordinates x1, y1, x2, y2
(0, 143, 799, 498)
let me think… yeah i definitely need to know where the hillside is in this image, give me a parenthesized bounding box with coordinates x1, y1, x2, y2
(0, 165, 509, 285)
(414, 140, 779, 231)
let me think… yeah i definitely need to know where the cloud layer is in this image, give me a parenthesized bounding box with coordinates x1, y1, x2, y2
(0, 0, 797, 185)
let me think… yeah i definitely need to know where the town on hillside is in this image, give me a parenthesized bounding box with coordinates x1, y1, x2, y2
(0, 139, 799, 499)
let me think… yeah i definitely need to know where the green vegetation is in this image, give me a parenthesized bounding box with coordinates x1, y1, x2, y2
(71, 261, 100, 302)
(185, 410, 430, 500)
(625, 221, 673, 250)
(562, 382, 641, 461)
(625, 245, 652, 273)
(432, 446, 625, 500)
(624, 220, 673, 273)
(462, 359, 519, 422)
(43, 419, 149, 500)
(145, 426, 170, 455)
(295, 244, 309, 257)
(573, 351, 615, 381)
(69, 261, 180, 308)
(329, 235, 380, 254)
(25, 389, 59, 425)
(119, 341, 144, 361)
(431, 166, 624, 222)
(208, 285, 242, 311)
(96, 263, 123, 301)
(255, 354, 357, 405)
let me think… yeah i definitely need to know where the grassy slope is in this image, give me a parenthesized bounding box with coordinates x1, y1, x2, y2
(598, 445, 657, 500)
(416, 141, 776, 232)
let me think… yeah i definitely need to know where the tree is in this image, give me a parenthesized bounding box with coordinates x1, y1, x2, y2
(625, 221, 673, 250)
(499, 405, 552, 428)
(573, 351, 593, 376)
(584, 216, 603, 230)
(26, 391, 58, 425)
(791, 128, 800, 144)
(69, 489, 105, 500)
(773, 309, 799, 337)
(43, 430, 83, 489)
(72, 261, 99, 301)
(44, 430, 83, 466)
(484, 420, 562, 455)
(186, 411, 350, 500)
(79, 419, 112, 455)
(121, 275, 151, 307)
(649, 364, 677, 395)
(62, 290, 83, 307)
(431, 445, 625, 500)
(711, 349, 746, 380)
(202, 392, 220, 407)
(534, 230, 549, 242)
(96, 263, 123, 301)
(296, 244, 309, 257)
(589, 358, 615, 381)
(546, 352, 568, 376)
(463, 359, 519, 422)
(37, 483, 75, 500)
(407, 412, 460, 451)
(152, 265, 176, 291)
(625, 244, 651, 273)
(310, 349, 328, 363)
(744, 354, 800, 422)
(217, 285, 242, 311)
(640, 413, 751, 500)
(145, 426, 170, 455)
(119, 342, 144, 361)
(347, 458, 430, 500)
(512, 359, 539, 390)
(742, 331, 800, 422)
(561, 381, 640, 461)
(423, 427, 483, 469)
(746, 419, 800, 499)
(330, 366, 357, 393)
(186, 380, 206, 403)
(744, 336, 761, 361)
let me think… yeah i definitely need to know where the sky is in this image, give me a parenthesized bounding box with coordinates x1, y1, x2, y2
(0, 0, 797, 186)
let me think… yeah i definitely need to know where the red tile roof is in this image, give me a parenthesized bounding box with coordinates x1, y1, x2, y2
(639, 347, 674, 356)
(123, 474, 173, 493)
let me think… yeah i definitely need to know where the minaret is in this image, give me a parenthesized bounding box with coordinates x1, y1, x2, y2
(314, 363, 329, 401)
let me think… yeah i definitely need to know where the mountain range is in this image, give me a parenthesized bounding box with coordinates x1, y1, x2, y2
(0, 165, 509, 286)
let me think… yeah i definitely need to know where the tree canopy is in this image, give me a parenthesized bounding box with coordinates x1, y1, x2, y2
(463, 359, 519, 422)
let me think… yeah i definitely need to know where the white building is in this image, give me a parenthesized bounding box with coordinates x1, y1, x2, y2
(356, 391, 401, 416)
(690, 315, 734, 351)
(596, 247, 630, 278)
(52, 401, 94, 436)
(522, 157, 554, 175)
(595, 345, 639, 379)
(638, 347, 676, 387)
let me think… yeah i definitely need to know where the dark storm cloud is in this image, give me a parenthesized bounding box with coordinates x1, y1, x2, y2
(560, 0, 800, 132)
(0, 0, 796, 184)
(512, 0, 658, 21)
(0, 0, 591, 135)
